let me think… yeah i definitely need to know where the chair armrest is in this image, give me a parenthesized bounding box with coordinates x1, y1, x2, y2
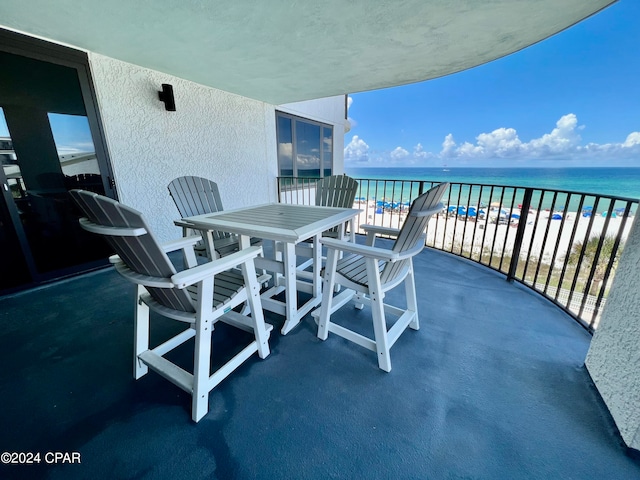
(320, 237, 399, 261)
(161, 235, 203, 253)
(173, 219, 195, 229)
(171, 246, 263, 289)
(361, 224, 402, 238)
(113, 260, 175, 288)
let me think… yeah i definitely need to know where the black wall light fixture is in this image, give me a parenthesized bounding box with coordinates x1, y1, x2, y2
(158, 83, 176, 111)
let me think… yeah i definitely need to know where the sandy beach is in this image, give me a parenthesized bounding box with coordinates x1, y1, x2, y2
(352, 200, 633, 266)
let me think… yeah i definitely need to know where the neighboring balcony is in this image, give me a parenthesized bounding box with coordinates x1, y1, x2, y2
(1, 212, 639, 478)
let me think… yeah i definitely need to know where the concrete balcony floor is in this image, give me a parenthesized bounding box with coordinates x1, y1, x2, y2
(1, 244, 639, 479)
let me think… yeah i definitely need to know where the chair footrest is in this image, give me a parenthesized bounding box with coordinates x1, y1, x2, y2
(220, 310, 273, 335)
(138, 350, 193, 393)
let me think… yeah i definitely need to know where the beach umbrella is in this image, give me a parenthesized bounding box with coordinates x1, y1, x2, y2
(457, 206, 467, 216)
(551, 213, 562, 220)
(511, 213, 520, 220)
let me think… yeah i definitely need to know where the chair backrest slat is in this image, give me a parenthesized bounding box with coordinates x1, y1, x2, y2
(315, 175, 359, 208)
(71, 190, 196, 313)
(168, 176, 230, 241)
(314, 175, 359, 236)
(380, 182, 448, 284)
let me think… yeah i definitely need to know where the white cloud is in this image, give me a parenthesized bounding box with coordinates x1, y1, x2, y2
(390, 146, 409, 160)
(524, 114, 581, 155)
(623, 132, 640, 147)
(278, 142, 292, 160)
(441, 134, 457, 158)
(344, 135, 369, 164)
(413, 143, 428, 159)
(437, 113, 603, 161)
(345, 114, 640, 167)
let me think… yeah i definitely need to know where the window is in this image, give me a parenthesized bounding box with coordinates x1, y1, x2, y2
(276, 112, 333, 178)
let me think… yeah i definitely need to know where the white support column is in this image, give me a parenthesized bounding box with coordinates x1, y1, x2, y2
(585, 215, 640, 450)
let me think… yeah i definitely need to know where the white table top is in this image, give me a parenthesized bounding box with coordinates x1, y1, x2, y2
(183, 203, 361, 243)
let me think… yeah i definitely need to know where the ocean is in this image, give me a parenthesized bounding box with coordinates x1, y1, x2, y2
(343, 167, 640, 213)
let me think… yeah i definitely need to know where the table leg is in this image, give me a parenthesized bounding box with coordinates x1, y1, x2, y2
(312, 233, 322, 299)
(280, 242, 298, 335)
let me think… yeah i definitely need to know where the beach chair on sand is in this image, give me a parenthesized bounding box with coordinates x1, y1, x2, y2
(313, 182, 448, 372)
(168, 176, 262, 259)
(70, 190, 272, 422)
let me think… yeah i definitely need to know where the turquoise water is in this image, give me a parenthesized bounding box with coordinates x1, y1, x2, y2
(344, 167, 640, 213)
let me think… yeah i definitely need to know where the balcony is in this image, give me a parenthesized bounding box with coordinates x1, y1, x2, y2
(1, 238, 639, 479)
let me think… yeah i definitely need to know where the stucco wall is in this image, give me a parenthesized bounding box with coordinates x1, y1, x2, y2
(88, 53, 345, 243)
(585, 215, 640, 450)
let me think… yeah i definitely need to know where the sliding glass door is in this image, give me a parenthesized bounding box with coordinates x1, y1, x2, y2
(0, 31, 115, 293)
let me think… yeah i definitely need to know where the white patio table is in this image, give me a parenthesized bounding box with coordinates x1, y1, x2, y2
(180, 203, 361, 334)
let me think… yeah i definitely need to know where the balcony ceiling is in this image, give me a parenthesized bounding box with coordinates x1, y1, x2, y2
(0, 0, 615, 104)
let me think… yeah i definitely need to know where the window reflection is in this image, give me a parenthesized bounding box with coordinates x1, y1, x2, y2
(0, 110, 25, 201)
(49, 113, 103, 193)
(295, 120, 320, 178)
(276, 112, 333, 178)
(322, 127, 333, 177)
(277, 115, 293, 176)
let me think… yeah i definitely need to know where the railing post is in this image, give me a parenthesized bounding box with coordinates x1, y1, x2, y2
(418, 180, 424, 197)
(506, 188, 533, 282)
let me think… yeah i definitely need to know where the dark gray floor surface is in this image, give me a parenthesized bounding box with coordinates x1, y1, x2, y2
(1, 245, 638, 479)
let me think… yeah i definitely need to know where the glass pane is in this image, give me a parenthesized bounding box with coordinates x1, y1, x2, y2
(0, 108, 31, 288)
(295, 120, 320, 178)
(322, 126, 333, 177)
(49, 113, 104, 193)
(277, 115, 293, 176)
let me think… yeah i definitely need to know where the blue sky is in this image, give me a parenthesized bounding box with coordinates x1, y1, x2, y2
(0, 111, 95, 154)
(345, 0, 640, 168)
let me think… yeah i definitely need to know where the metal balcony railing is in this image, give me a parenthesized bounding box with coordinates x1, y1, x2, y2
(277, 176, 639, 333)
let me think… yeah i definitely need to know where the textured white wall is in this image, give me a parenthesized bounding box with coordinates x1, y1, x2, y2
(88, 54, 345, 243)
(585, 215, 640, 450)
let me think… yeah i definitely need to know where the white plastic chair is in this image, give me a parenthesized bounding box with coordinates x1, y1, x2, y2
(71, 189, 272, 422)
(168, 176, 261, 259)
(314, 183, 448, 372)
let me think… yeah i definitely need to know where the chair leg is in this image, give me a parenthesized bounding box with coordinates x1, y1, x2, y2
(241, 258, 271, 359)
(192, 277, 214, 422)
(405, 262, 419, 331)
(317, 247, 339, 341)
(134, 285, 149, 379)
(366, 259, 391, 372)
